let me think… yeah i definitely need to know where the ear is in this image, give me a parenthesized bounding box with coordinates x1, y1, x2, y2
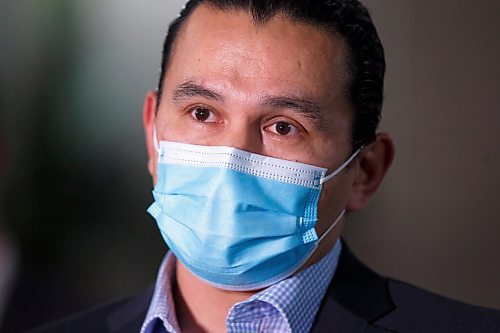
(346, 132, 395, 212)
(143, 91, 158, 183)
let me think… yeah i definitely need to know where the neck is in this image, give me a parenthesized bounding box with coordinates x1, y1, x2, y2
(174, 261, 256, 333)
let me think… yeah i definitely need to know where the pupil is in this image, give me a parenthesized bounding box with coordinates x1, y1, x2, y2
(195, 108, 209, 121)
(276, 122, 291, 135)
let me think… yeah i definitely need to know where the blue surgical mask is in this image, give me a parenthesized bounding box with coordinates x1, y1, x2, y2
(148, 139, 360, 291)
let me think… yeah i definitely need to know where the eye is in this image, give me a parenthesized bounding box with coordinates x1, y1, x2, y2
(265, 121, 300, 136)
(189, 106, 218, 123)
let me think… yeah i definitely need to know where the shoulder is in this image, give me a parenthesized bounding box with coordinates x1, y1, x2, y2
(27, 286, 153, 333)
(378, 279, 500, 332)
(318, 242, 500, 332)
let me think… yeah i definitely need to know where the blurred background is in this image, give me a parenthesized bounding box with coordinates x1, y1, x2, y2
(0, 0, 498, 331)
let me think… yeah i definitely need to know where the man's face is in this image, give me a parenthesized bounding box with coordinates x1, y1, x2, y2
(151, 5, 358, 253)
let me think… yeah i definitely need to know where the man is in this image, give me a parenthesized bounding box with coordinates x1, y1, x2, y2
(33, 0, 500, 332)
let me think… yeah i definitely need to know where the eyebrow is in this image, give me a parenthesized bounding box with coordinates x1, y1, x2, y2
(262, 95, 327, 129)
(172, 81, 223, 104)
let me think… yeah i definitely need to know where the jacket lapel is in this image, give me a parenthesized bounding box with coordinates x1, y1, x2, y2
(312, 241, 397, 332)
(312, 296, 395, 332)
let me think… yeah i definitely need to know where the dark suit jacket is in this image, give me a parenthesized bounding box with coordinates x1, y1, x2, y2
(30, 244, 500, 332)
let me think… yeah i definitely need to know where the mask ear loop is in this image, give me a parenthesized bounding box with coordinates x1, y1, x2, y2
(317, 209, 345, 244)
(320, 147, 363, 185)
(153, 126, 162, 155)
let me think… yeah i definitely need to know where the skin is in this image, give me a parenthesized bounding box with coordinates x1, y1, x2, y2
(143, 5, 394, 333)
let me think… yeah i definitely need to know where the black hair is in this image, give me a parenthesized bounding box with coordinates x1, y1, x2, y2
(157, 0, 385, 149)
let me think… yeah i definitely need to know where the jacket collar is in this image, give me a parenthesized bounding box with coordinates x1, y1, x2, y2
(106, 286, 154, 333)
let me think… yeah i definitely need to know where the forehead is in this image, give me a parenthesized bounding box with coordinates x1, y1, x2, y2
(164, 4, 351, 108)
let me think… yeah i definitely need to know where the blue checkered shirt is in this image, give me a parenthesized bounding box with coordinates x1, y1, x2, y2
(140, 240, 341, 333)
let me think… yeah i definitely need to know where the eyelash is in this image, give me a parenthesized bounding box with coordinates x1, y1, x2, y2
(264, 121, 300, 137)
(188, 105, 220, 123)
(186, 105, 304, 138)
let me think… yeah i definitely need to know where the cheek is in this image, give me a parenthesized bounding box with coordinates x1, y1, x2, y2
(316, 178, 351, 232)
(157, 109, 189, 141)
(318, 186, 341, 218)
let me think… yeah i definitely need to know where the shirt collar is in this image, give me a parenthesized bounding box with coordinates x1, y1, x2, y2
(141, 240, 341, 333)
(229, 240, 342, 333)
